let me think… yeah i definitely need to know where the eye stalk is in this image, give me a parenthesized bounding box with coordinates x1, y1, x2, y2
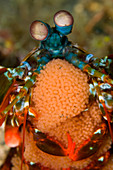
(54, 10, 74, 35)
(30, 20, 50, 41)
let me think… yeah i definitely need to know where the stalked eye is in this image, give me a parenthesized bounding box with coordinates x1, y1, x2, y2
(54, 10, 74, 35)
(30, 21, 49, 41)
(54, 10, 73, 27)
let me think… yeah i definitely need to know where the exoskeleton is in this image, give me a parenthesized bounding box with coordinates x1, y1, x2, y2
(0, 10, 113, 170)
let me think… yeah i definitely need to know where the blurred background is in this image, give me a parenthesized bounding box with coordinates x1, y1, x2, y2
(0, 0, 113, 68)
(0, 0, 113, 167)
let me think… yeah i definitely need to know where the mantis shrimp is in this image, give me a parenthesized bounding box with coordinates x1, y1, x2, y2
(0, 10, 113, 169)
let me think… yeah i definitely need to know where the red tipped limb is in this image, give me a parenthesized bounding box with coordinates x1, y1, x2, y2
(5, 114, 21, 147)
(5, 126, 21, 147)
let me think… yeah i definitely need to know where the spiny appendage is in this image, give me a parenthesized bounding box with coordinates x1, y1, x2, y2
(0, 75, 38, 150)
(1, 75, 36, 116)
(92, 78, 113, 142)
(64, 48, 113, 85)
(4, 93, 29, 148)
(90, 55, 113, 78)
(64, 123, 108, 161)
(0, 68, 36, 126)
(83, 64, 113, 85)
(0, 49, 50, 126)
(92, 78, 113, 121)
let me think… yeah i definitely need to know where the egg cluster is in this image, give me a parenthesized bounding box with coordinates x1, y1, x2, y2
(12, 59, 112, 169)
(32, 59, 89, 132)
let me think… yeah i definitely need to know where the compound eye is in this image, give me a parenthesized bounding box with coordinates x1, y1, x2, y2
(54, 10, 73, 27)
(30, 21, 49, 41)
